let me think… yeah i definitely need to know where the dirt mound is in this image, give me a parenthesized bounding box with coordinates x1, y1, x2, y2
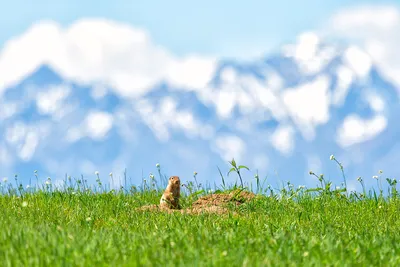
(187, 189, 256, 214)
(137, 189, 256, 215)
(192, 189, 255, 207)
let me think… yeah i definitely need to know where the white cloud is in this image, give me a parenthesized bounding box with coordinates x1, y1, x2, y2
(0, 19, 217, 98)
(293, 32, 320, 62)
(270, 125, 295, 155)
(336, 114, 387, 147)
(166, 56, 216, 89)
(326, 5, 400, 88)
(213, 135, 246, 162)
(85, 111, 114, 140)
(282, 32, 338, 74)
(282, 75, 331, 140)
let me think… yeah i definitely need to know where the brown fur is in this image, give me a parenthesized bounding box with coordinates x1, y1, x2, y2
(160, 176, 181, 209)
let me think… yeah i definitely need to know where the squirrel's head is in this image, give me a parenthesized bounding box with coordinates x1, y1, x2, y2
(169, 176, 180, 186)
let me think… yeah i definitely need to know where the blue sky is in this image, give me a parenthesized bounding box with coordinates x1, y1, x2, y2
(1, 0, 398, 59)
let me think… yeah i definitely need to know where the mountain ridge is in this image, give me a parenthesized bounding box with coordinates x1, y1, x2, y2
(0, 39, 399, 192)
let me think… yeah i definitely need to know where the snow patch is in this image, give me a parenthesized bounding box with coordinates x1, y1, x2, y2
(336, 114, 387, 147)
(332, 65, 353, 106)
(85, 111, 114, 140)
(270, 125, 295, 155)
(282, 75, 331, 140)
(135, 97, 214, 142)
(343, 46, 372, 78)
(36, 84, 71, 116)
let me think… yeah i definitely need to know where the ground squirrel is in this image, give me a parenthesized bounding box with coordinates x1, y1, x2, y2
(160, 176, 181, 209)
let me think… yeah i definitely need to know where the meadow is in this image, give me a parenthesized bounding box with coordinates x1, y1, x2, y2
(1, 157, 400, 266)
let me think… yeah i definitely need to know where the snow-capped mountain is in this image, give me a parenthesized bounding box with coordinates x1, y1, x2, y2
(0, 27, 399, 192)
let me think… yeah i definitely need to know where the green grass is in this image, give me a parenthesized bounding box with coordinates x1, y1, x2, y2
(1, 158, 400, 266)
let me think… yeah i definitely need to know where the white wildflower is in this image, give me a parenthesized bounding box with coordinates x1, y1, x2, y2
(330, 155, 335, 161)
(3, 177, 8, 183)
(95, 171, 99, 175)
(373, 175, 379, 180)
(156, 163, 160, 168)
(22, 201, 28, 207)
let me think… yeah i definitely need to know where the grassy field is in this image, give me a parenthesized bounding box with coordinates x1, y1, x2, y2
(1, 159, 400, 266)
